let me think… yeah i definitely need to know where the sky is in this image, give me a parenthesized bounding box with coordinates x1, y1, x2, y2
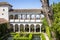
(0, 0, 60, 9)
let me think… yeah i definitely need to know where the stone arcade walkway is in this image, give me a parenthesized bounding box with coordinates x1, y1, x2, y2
(32, 34, 41, 40)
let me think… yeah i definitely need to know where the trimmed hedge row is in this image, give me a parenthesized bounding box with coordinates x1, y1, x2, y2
(29, 33, 32, 40)
(13, 33, 32, 40)
(10, 32, 17, 37)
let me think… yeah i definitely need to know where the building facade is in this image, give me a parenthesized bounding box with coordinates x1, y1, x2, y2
(0, 2, 44, 33)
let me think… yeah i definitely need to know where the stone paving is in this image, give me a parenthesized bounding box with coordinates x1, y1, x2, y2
(7, 37, 13, 40)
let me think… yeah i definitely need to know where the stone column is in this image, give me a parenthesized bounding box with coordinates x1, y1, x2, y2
(21, 14, 22, 19)
(24, 24, 25, 32)
(34, 24, 36, 32)
(26, 14, 27, 19)
(13, 24, 15, 32)
(29, 24, 30, 33)
(18, 24, 20, 32)
(13, 15, 15, 22)
(40, 24, 42, 33)
(29, 14, 31, 22)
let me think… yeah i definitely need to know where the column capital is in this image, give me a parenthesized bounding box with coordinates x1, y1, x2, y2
(29, 24, 31, 26)
(18, 24, 20, 26)
(23, 24, 25, 26)
(40, 24, 42, 26)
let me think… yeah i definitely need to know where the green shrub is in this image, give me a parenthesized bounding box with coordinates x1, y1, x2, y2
(29, 33, 32, 40)
(10, 32, 17, 37)
(46, 26, 51, 37)
(13, 33, 32, 40)
(46, 26, 52, 40)
(41, 33, 46, 40)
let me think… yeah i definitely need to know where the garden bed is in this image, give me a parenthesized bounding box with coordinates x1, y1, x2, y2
(13, 33, 32, 40)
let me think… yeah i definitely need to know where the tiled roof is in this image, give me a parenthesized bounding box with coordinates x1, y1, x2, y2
(0, 18, 8, 24)
(9, 9, 42, 13)
(0, 2, 12, 7)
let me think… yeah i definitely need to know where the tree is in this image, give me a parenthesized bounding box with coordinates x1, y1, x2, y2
(52, 2, 60, 40)
(0, 23, 8, 37)
(40, 0, 53, 27)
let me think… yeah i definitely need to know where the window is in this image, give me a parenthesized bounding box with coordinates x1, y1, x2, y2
(9, 15, 13, 19)
(2, 13, 4, 15)
(3, 9, 5, 11)
(31, 15, 35, 19)
(18, 15, 21, 19)
(15, 14, 18, 19)
(22, 15, 25, 19)
(41, 14, 44, 18)
(27, 15, 30, 19)
(36, 15, 40, 19)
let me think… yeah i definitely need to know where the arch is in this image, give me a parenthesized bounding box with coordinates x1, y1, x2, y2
(31, 15, 35, 19)
(25, 24, 29, 32)
(9, 15, 13, 19)
(10, 24, 13, 32)
(36, 15, 40, 19)
(15, 14, 18, 19)
(20, 24, 24, 32)
(30, 24, 34, 32)
(15, 24, 18, 32)
(26, 15, 30, 19)
(36, 24, 40, 32)
(22, 15, 25, 19)
(40, 14, 44, 19)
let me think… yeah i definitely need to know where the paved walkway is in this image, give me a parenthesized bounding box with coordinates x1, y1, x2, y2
(7, 36, 13, 40)
(43, 33, 49, 40)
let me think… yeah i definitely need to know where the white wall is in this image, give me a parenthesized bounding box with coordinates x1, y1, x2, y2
(0, 7, 9, 21)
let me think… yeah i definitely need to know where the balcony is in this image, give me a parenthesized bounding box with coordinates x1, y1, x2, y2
(36, 20, 42, 22)
(9, 19, 43, 23)
(15, 19, 19, 22)
(25, 19, 30, 22)
(20, 19, 24, 22)
(9, 19, 14, 22)
(30, 19, 35, 22)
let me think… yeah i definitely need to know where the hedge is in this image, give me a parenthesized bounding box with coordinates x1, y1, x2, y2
(29, 33, 32, 40)
(41, 33, 46, 40)
(13, 33, 32, 40)
(46, 26, 52, 40)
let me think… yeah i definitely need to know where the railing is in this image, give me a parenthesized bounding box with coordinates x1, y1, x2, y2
(25, 19, 30, 22)
(9, 19, 14, 22)
(9, 19, 43, 22)
(15, 19, 20, 22)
